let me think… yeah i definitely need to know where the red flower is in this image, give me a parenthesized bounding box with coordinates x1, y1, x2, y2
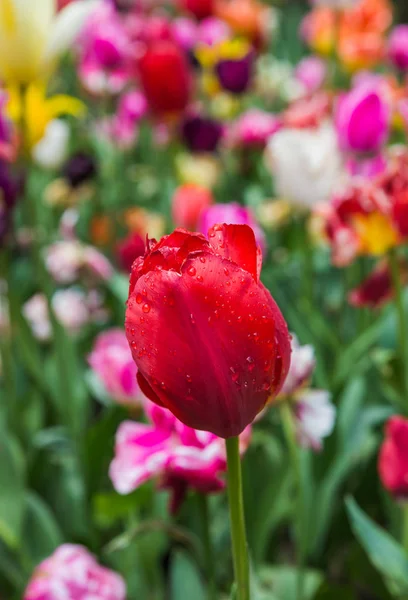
(349, 259, 408, 309)
(181, 0, 214, 20)
(117, 232, 145, 273)
(125, 225, 291, 438)
(138, 41, 192, 116)
(379, 415, 408, 499)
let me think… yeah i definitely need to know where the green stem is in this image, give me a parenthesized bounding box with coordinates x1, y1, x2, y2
(225, 436, 250, 600)
(403, 504, 408, 554)
(280, 402, 306, 600)
(198, 494, 217, 600)
(389, 249, 408, 401)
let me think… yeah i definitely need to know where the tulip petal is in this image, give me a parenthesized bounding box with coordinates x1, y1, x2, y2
(126, 251, 288, 437)
(43, 0, 98, 72)
(208, 223, 260, 282)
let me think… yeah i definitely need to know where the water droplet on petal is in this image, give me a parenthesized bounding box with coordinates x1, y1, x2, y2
(224, 267, 229, 276)
(186, 374, 192, 383)
(142, 303, 150, 313)
(190, 313, 196, 324)
(262, 381, 271, 391)
(197, 275, 203, 282)
(187, 266, 196, 276)
(136, 293, 143, 304)
(199, 256, 206, 263)
(246, 356, 255, 371)
(230, 367, 239, 383)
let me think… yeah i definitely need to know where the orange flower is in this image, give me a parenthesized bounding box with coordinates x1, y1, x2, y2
(214, 0, 270, 46)
(303, 0, 393, 71)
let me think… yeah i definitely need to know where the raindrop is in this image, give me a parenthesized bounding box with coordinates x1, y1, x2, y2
(230, 367, 239, 383)
(131, 328, 135, 335)
(186, 374, 192, 383)
(187, 266, 196, 276)
(136, 293, 143, 304)
(199, 256, 206, 263)
(262, 381, 271, 392)
(190, 314, 196, 324)
(197, 275, 203, 282)
(237, 315, 242, 323)
(224, 267, 229, 276)
(246, 357, 255, 371)
(142, 303, 151, 313)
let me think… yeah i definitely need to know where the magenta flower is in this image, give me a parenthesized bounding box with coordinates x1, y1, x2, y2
(44, 240, 113, 284)
(24, 544, 126, 600)
(388, 25, 408, 71)
(77, 2, 133, 95)
(198, 202, 266, 253)
(335, 82, 391, 155)
(88, 328, 143, 406)
(228, 109, 281, 148)
(110, 402, 251, 513)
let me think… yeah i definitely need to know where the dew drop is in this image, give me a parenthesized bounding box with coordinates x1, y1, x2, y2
(142, 303, 151, 313)
(262, 381, 271, 392)
(186, 374, 192, 383)
(230, 367, 239, 383)
(131, 328, 135, 335)
(140, 317, 145, 323)
(199, 256, 206, 263)
(197, 275, 203, 282)
(161, 382, 166, 390)
(187, 266, 196, 276)
(237, 315, 242, 323)
(136, 293, 143, 304)
(190, 313, 196, 324)
(246, 356, 255, 371)
(224, 267, 229, 276)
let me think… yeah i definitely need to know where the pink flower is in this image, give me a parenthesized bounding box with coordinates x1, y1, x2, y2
(23, 290, 91, 341)
(171, 17, 198, 51)
(45, 240, 113, 284)
(197, 17, 231, 46)
(97, 90, 147, 149)
(335, 82, 391, 155)
(349, 259, 408, 309)
(110, 402, 251, 513)
(228, 109, 281, 148)
(279, 334, 315, 397)
(88, 328, 143, 406)
(294, 56, 327, 95)
(388, 25, 408, 71)
(24, 544, 126, 600)
(78, 3, 133, 95)
(379, 416, 408, 499)
(198, 203, 266, 254)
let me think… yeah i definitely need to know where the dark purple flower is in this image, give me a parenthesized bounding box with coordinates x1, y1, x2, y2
(181, 115, 223, 152)
(0, 163, 20, 246)
(216, 52, 253, 94)
(62, 153, 97, 188)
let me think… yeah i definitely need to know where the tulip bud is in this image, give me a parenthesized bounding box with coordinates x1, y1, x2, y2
(335, 83, 391, 155)
(138, 41, 192, 115)
(388, 25, 408, 71)
(379, 416, 408, 499)
(125, 225, 291, 437)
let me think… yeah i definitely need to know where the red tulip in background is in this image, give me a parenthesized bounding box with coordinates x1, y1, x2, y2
(138, 41, 192, 116)
(378, 415, 408, 499)
(125, 224, 291, 438)
(117, 232, 145, 273)
(182, 0, 215, 20)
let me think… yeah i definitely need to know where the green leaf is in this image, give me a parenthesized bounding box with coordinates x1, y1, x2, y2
(0, 426, 26, 549)
(170, 549, 206, 600)
(22, 492, 63, 567)
(258, 565, 324, 600)
(346, 496, 408, 596)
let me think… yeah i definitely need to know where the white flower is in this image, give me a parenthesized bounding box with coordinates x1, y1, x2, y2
(295, 390, 336, 451)
(32, 119, 70, 170)
(265, 121, 345, 209)
(280, 334, 315, 396)
(0, 0, 98, 83)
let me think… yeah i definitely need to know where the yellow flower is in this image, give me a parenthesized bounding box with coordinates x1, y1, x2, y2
(175, 153, 221, 189)
(352, 212, 399, 256)
(0, 0, 96, 84)
(7, 83, 85, 149)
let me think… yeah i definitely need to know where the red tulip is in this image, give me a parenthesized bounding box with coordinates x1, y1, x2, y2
(181, 0, 214, 20)
(117, 232, 146, 273)
(138, 41, 192, 116)
(379, 415, 408, 499)
(125, 225, 291, 438)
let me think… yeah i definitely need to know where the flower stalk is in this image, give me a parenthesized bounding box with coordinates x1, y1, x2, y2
(225, 436, 250, 600)
(388, 248, 408, 402)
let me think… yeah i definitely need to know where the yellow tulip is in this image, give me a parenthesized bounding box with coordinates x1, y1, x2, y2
(0, 0, 97, 84)
(7, 83, 85, 149)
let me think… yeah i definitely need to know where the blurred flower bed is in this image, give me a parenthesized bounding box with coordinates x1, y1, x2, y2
(2, 0, 408, 598)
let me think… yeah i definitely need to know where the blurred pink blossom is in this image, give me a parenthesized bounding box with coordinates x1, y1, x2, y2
(24, 544, 126, 600)
(294, 56, 327, 95)
(78, 2, 133, 95)
(294, 390, 336, 451)
(110, 402, 251, 513)
(198, 202, 266, 254)
(335, 82, 391, 155)
(45, 240, 113, 284)
(228, 109, 281, 148)
(88, 328, 143, 406)
(198, 17, 231, 46)
(388, 25, 408, 71)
